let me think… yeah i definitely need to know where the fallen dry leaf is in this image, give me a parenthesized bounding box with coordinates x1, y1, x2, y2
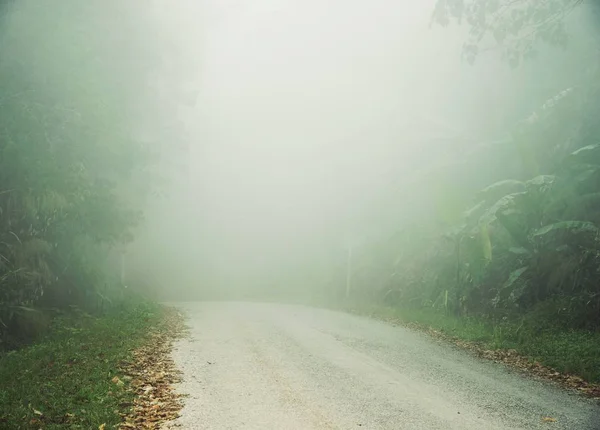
(117, 307, 188, 430)
(397, 321, 600, 402)
(112, 376, 125, 387)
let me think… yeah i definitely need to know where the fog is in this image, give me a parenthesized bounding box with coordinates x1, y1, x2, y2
(4, 3, 600, 425)
(121, 0, 597, 303)
(5, 0, 594, 304)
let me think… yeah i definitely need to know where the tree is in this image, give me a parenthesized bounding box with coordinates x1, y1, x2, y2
(432, 0, 585, 66)
(325, 2, 600, 331)
(0, 0, 166, 345)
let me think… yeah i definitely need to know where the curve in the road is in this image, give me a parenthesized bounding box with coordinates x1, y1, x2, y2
(165, 302, 600, 430)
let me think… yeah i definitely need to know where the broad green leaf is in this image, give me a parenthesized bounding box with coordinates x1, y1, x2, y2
(567, 144, 600, 166)
(475, 180, 525, 204)
(502, 266, 529, 291)
(532, 221, 599, 239)
(479, 192, 527, 226)
(508, 247, 531, 255)
(525, 175, 555, 190)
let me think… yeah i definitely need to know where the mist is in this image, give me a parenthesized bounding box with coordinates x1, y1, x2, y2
(3, 0, 595, 304)
(3, 1, 600, 427)
(122, 1, 597, 305)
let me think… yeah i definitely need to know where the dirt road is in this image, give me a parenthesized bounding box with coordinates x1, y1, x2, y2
(166, 302, 600, 429)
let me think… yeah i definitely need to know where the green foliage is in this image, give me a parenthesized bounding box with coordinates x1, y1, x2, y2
(431, 0, 585, 67)
(300, 0, 600, 385)
(345, 56, 600, 334)
(0, 2, 160, 345)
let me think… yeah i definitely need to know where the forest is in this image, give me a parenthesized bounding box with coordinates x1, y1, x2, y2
(315, 0, 600, 383)
(1, 0, 600, 427)
(0, 0, 599, 353)
(0, 1, 167, 348)
(346, 1, 600, 322)
(0, 0, 600, 388)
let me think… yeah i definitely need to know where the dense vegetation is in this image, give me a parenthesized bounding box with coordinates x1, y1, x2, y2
(325, 1, 600, 379)
(0, 1, 164, 348)
(381, 83, 600, 325)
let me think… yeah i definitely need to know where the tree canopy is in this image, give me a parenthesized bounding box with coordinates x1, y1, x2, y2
(432, 0, 585, 66)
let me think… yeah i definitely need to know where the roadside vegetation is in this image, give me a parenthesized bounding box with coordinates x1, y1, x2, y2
(348, 304, 600, 393)
(0, 300, 159, 429)
(0, 300, 186, 429)
(0, 3, 186, 428)
(0, 1, 161, 350)
(315, 1, 600, 389)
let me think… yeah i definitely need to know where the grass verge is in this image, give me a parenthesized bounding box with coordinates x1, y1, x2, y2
(0, 301, 163, 429)
(344, 304, 600, 396)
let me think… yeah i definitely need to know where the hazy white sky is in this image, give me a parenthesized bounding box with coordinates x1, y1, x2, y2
(193, 0, 473, 247)
(134, 0, 536, 292)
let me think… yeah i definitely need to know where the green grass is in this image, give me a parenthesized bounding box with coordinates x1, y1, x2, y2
(0, 301, 161, 429)
(345, 304, 600, 383)
(518, 330, 600, 382)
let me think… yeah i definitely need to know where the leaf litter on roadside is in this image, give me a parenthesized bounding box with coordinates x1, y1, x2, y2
(400, 320, 600, 401)
(118, 307, 188, 429)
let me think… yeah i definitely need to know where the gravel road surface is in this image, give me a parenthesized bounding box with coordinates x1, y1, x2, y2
(166, 302, 600, 429)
